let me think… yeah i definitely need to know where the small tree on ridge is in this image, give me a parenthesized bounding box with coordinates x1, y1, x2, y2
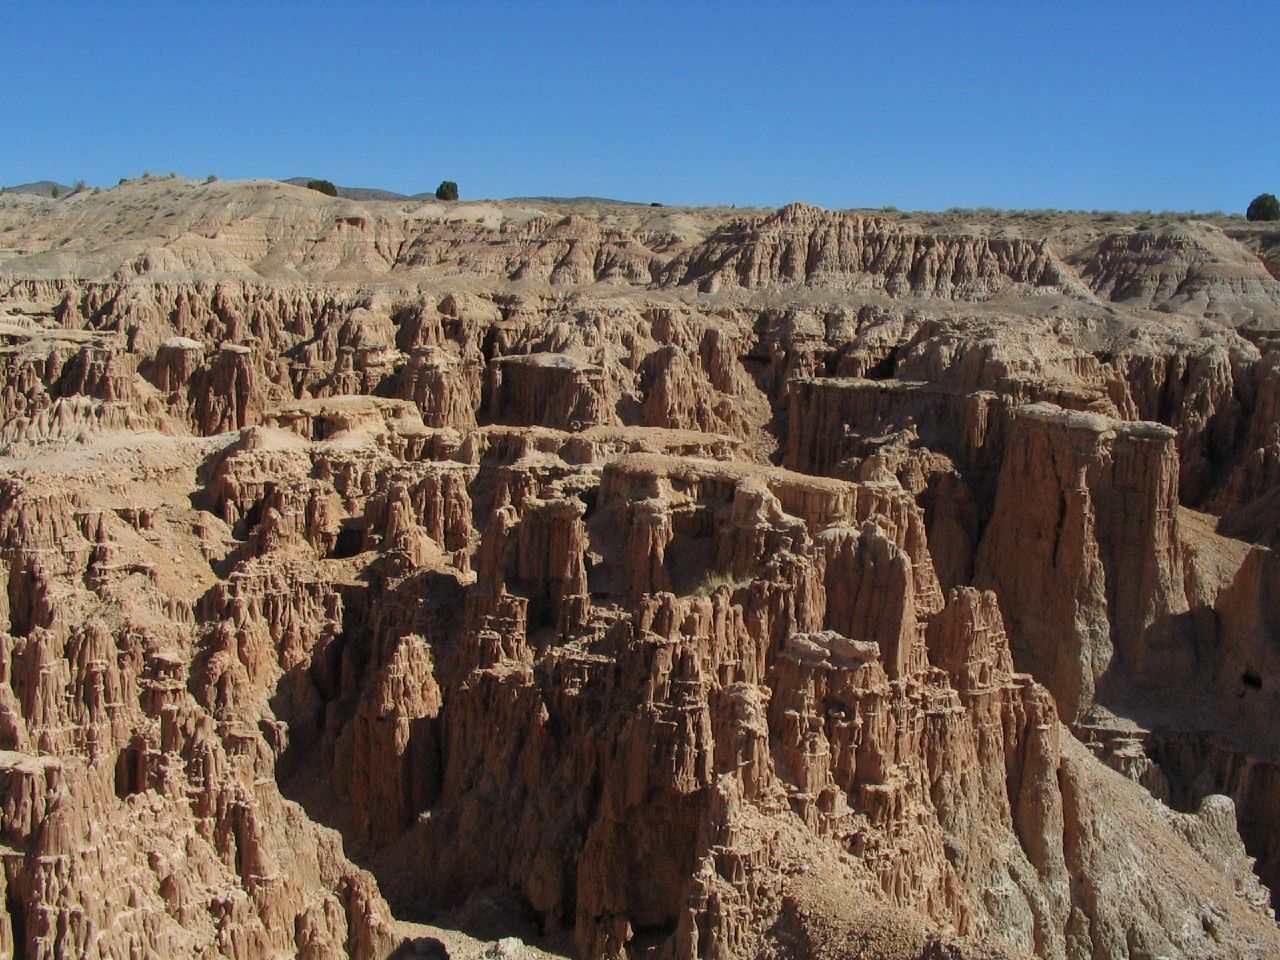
(1247, 193, 1280, 222)
(435, 180, 458, 201)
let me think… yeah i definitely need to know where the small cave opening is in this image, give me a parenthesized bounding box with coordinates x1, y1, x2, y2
(114, 742, 144, 798)
(482, 326, 501, 363)
(329, 521, 366, 559)
(5, 571, 32, 639)
(1241, 671, 1263, 690)
(559, 882, 577, 933)
(7, 889, 25, 960)
(666, 534, 716, 597)
(864, 346, 899, 381)
(628, 919, 678, 958)
(237, 500, 265, 539)
(509, 581, 553, 636)
(823, 696, 852, 724)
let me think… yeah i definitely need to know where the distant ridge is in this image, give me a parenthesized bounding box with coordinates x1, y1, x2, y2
(279, 180, 649, 206)
(1, 180, 76, 198)
(280, 177, 418, 201)
(508, 196, 649, 207)
(2, 176, 652, 207)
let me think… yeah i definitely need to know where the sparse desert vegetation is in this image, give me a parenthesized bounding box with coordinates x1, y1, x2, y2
(0, 182, 1273, 960)
(1248, 192, 1280, 221)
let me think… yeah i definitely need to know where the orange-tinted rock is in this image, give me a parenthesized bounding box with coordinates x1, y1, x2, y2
(0, 189, 1276, 960)
(489, 353, 616, 431)
(976, 404, 1186, 722)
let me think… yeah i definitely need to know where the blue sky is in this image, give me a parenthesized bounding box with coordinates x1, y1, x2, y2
(2, 1, 1276, 211)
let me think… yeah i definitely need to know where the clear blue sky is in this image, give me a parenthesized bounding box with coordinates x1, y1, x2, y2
(2, 1, 1276, 212)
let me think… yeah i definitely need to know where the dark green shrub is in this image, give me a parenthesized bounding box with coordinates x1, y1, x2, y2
(1247, 193, 1280, 221)
(307, 179, 338, 197)
(435, 180, 458, 201)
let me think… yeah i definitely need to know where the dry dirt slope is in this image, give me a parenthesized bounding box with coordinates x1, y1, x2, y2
(0, 178, 1277, 958)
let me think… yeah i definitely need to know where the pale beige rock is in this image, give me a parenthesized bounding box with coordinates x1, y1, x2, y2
(0, 184, 1275, 960)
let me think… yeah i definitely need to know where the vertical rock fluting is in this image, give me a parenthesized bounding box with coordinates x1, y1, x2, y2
(489, 353, 616, 430)
(663, 204, 1067, 297)
(389, 347, 482, 430)
(785, 376, 1003, 480)
(976, 404, 1187, 722)
(1213, 353, 1280, 537)
(0, 469, 399, 960)
(190, 343, 267, 434)
(0, 190, 1278, 959)
(1108, 344, 1245, 506)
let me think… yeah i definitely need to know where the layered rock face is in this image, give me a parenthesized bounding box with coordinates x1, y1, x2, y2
(0, 181, 1278, 959)
(976, 405, 1186, 722)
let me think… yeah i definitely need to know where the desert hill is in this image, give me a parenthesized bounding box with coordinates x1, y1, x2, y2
(280, 177, 423, 202)
(0, 178, 1277, 958)
(0, 180, 77, 198)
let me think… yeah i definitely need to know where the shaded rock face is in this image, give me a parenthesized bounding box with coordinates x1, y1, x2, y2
(0, 185, 1278, 959)
(976, 405, 1186, 722)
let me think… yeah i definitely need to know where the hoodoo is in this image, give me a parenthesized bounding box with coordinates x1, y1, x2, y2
(0, 180, 1278, 958)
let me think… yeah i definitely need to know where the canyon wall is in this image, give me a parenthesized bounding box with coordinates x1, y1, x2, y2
(0, 181, 1277, 958)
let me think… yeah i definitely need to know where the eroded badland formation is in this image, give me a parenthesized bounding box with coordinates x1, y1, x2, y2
(0, 178, 1278, 959)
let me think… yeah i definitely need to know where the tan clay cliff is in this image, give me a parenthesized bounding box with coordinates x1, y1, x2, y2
(0, 178, 1277, 959)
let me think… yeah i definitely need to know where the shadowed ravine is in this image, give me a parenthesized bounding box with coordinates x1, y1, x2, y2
(0, 179, 1278, 959)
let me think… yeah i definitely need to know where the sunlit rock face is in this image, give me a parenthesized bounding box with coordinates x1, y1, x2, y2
(0, 180, 1277, 958)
